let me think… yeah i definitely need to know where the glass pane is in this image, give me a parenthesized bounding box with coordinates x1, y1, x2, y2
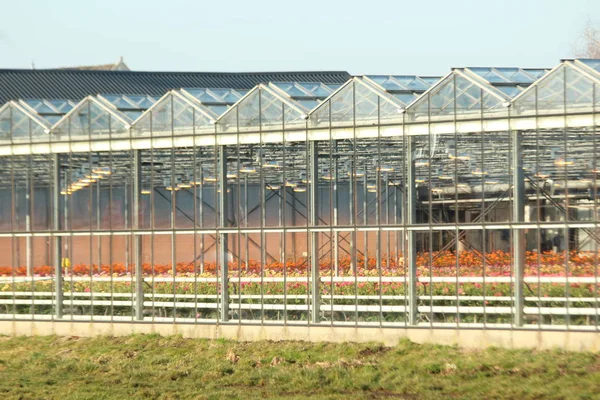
(354, 81, 379, 125)
(566, 65, 595, 112)
(455, 75, 483, 116)
(11, 107, 34, 141)
(260, 89, 284, 131)
(330, 83, 354, 127)
(309, 101, 330, 128)
(237, 90, 260, 132)
(0, 106, 12, 141)
(428, 76, 455, 118)
(172, 95, 194, 135)
(514, 65, 573, 116)
(577, 59, 600, 73)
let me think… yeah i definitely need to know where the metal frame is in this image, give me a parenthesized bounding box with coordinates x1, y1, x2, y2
(0, 59, 599, 332)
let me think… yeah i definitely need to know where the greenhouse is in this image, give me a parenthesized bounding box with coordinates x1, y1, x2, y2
(0, 59, 599, 331)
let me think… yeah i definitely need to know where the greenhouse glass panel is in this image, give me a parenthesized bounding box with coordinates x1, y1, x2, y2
(194, 109, 216, 133)
(406, 89, 432, 122)
(98, 94, 157, 123)
(329, 82, 354, 127)
(565, 65, 596, 112)
(283, 102, 306, 128)
(524, 68, 549, 79)
(131, 93, 210, 137)
(270, 82, 338, 102)
(21, 99, 59, 114)
(100, 94, 157, 111)
(354, 81, 380, 124)
(365, 75, 436, 92)
(379, 97, 405, 123)
(496, 86, 523, 98)
(4, 106, 32, 141)
(54, 99, 130, 139)
(205, 104, 228, 117)
(0, 106, 9, 142)
(576, 58, 600, 73)
(455, 75, 484, 114)
(268, 82, 339, 120)
(465, 68, 510, 83)
(512, 65, 590, 115)
(527, 66, 565, 113)
(467, 67, 548, 84)
(19, 99, 77, 127)
(139, 95, 172, 136)
(131, 109, 151, 137)
(100, 94, 134, 109)
(367, 75, 407, 91)
(125, 95, 156, 110)
(235, 89, 260, 132)
(408, 73, 507, 121)
(0, 103, 48, 143)
(301, 82, 339, 97)
(392, 93, 419, 105)
(216, 98, 239, 133)
(182, 88, 246, 105)
(260, 89, 284, 131)
(424, 75, 455, 119)
(308, 100, 330, 128)
(172, 95, 195, 135)
(271, 82, 308, 98)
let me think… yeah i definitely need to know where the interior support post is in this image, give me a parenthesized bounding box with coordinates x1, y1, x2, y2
(133, 150, 144, 321)
(218, 145, 229, 321)
(309, 140, 320, 323)
(52, 154, 63, 319)
(512, 129, 525, 327)
(407, 136, 418, 326)
(26, 162, 33, 276)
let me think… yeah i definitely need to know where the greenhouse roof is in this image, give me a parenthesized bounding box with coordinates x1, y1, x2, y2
(0, 69, 351, 104)
(268, 81, 342, 111)
(2, 58, 600, 146)
(362, 75, 441, 106)
(179, 88, 248, 117)
(572, 58, 600, 73)
(18, 98, 79, 126)
(96, 94, 159, 122)
(461, 67, 550, 98)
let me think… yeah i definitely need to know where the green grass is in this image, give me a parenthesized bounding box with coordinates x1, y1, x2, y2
(0, 335, 598, 399)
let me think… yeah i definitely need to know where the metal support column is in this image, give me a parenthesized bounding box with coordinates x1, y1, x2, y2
(349, 161, 357, 274)
(133, 150, 144, 321)
(26, 164, 33, 276)
(52, 155, 63, 319)
(218, 145, 229, 321)
(309, 141, 320, 323)
(512, 129, 525, 326)
(407, 137, 418, 325)
(332, 141, 339, 276)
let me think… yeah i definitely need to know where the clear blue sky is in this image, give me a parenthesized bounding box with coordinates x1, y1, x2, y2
(1, 0, 599, 76)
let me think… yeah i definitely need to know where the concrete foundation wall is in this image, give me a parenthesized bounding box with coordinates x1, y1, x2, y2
(2, 320, 599, 352)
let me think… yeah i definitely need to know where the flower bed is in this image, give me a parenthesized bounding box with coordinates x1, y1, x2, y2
(1, 250, 598, 325)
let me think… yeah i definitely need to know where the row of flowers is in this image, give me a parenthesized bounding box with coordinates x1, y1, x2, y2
(3, 279, 598, 302)
(1, 250, 599, 278)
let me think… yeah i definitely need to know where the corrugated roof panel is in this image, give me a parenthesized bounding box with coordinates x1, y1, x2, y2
(0, 69, 352, 104)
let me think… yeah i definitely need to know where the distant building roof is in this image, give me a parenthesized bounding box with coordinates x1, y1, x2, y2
(59, 57, 130, 71)
(0, 68, 351, 104)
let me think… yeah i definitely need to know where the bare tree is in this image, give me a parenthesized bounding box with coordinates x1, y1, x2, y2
(576, 19, 600, 58)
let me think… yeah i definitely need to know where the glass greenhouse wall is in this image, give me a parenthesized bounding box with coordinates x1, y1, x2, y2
(0, 59, 599, 331)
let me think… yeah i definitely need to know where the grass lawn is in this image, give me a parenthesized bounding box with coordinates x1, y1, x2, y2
(0, 335, 598, 399)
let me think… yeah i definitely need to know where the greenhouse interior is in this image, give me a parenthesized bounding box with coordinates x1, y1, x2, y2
(0, 59, 599, 330)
